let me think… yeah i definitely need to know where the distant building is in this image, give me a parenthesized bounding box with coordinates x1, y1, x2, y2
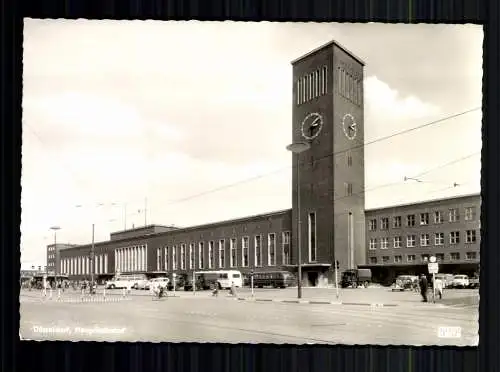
(46, 243, 78, 275)
(51, 40, 480, 285)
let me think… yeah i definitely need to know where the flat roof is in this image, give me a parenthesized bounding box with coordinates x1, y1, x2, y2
(291, 39, 366, 66)
(365, 192, 481, 212)
(110, 224, 178, 235)
(68, 208, 293, 250)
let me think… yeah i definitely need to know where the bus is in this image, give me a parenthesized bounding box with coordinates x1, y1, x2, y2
(105, 274, 148, 289)
(31, 274, 69, 289)
(252, 271, 296, 289)
(194, 270, 243, 290)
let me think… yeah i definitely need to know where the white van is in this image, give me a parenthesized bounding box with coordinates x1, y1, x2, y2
(106, 274, 147, 289)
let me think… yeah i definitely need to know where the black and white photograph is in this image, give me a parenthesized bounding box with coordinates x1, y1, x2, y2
(20, 20, 481, 346)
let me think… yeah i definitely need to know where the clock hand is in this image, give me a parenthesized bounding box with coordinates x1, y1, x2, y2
(310, 117, 320, 127)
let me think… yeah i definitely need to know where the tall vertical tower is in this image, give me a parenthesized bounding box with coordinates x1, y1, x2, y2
(290, 41, 366, 286)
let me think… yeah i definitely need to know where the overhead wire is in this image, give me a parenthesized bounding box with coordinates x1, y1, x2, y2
(157, 107, 481, 207)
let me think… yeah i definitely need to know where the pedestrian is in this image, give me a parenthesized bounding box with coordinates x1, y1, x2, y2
(419, 274, 428, 302)
(229, 281, 237, 297)
(434, 277, 444, 300)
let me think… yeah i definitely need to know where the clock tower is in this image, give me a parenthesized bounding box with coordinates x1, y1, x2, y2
(290, 41, 366, 287)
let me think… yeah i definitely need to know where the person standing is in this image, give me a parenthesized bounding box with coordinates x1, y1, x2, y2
(419, 274, 428, 302)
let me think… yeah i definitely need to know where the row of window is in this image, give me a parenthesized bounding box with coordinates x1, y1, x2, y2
(48, 246, 56, 252)
(336, 66, 362, 106)
(369, 251, 478, 264)
(60, 254, 109, 276)
(156, 232, 292, 272)
(368, 207, 478, 231)
(47, 254, 56, 260)
(296, 66, 328, 105)
(114, 245, 147, 273)
(368, 230, 478, 249)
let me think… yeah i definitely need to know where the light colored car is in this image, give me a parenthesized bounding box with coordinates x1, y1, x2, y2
(135, 278, 150, 290)
(451, 275, 469, 288)
(434, 274, 454, 288)
(148, 277, 169, 290)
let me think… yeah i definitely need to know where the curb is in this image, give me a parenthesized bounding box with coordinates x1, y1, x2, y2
(41, 296, 133, 303)
(236, 297, 397, 307)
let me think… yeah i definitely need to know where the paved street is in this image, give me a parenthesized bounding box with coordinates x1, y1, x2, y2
(20, 287, 478, 345)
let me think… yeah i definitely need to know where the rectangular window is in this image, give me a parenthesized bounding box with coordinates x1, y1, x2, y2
(308, 73, 313, 101)
(394, 255, 403, 263)
(322, 66, 328, 95)
(346, 151, 352, 167)
(406, 215, 416, 227)
(420, 213, 429, 225)
(434, 211, 444, 224)
(465, 207, 476, 221)
(344, 182, 353, 196)
(380, 237, 389, 249)
(449, 208, 459, 222)
(189, 243, 195, 269)
(368, 219, 377, 231)
(208, 241, 214, 269)
(407, 235, 416, 247)
(369, 257, 377, 264)
(341, 69, 346, 97)
(156, 248, 161, 271)
(466, 230, 477, 243)
(393, 236, 402, 248)
(466, 252, 477, 260)
(180, 244, 186, 270)
(308, 212, 317, 262)
(282, 231, 291, 265)
(450, 252, 460, 261)
(304, 75, 308, 102)
(393, 216, 402, 228)
(369, 238, 377, 250)
(164, 247, 169, 272)
(268, 233, 276, 266)
(407, 255, 415, 263)
(434, 232, 444, 246)
(198, 242, 204, 269)
(421, 254, 430, 262)
(254, 235, 262, 267)
(450, 231, 460, 244)
(230, 238, 237, 268)
(296, 79, 301, 105)
(314, 70, 319, 97)
(420, 234, 430, 247)
(172, 246, 177, 270)
(218, 239, 225, 268)
(242, 237, 249, 267)
(436, 253, 444, 262)
(381, 218, 389, 230)
(382, 256, 390, 264)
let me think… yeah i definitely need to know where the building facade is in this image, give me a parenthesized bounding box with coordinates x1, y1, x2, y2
(50, 40, 480, 286)
(46, 243, 78, 275)
(364, 193, 481, 284)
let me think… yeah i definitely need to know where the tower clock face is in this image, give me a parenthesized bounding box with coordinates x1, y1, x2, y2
(301, 112, 324, 140)
(342, 113, 357, 140)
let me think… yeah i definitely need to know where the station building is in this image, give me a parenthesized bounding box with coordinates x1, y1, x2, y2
(51, 40, 480, 286)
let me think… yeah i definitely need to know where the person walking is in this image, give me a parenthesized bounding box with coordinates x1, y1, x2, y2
(434, 277, 444, 300)
(419, 274, 428, 302)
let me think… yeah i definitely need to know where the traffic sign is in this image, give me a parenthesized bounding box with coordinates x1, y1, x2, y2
(428, 262, 439, 274)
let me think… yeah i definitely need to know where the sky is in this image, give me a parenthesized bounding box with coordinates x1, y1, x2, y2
(21, 20, 483, 268)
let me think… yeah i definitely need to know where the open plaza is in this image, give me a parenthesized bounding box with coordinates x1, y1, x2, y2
(20, 286, 478, 345)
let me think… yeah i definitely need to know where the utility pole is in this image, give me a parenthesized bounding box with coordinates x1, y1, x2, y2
(91, 223, 95, 284)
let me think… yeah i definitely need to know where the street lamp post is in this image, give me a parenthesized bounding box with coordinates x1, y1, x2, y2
(50, 226, 61, 276)
(286, 142, 311, 299)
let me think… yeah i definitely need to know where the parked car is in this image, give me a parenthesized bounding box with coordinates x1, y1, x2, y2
(451, 275, 470, 288)
(148, 277, 169, 290)
(434, 274, 454, 288)
(341, 269, 372, 288)
(468, 275, 479, 289)
(391, 275, 418, 291)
